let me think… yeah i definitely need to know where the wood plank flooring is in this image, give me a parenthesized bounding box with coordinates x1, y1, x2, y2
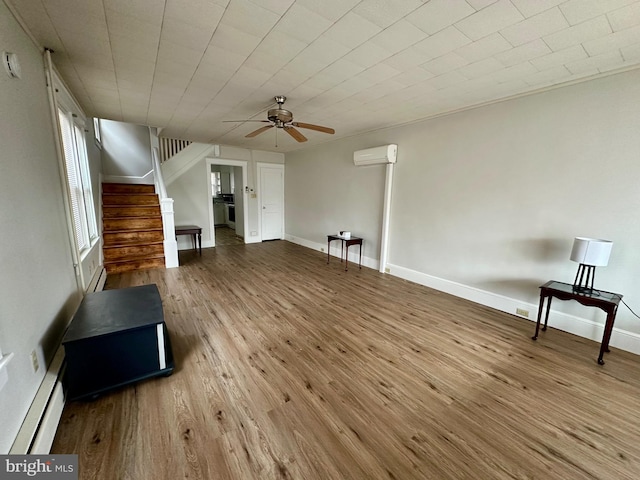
(51, 241, 640, 479)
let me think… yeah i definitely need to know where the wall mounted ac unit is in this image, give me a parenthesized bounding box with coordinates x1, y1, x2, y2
(353, 144, 397, 166)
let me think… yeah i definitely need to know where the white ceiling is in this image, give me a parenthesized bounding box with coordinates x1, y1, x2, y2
(9, 0, 640, 152)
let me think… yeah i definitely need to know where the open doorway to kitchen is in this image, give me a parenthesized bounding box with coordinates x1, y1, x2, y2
(206, 158, 248, 247)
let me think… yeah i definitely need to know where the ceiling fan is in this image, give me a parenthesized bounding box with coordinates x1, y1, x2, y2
(223, 95, 335, 143)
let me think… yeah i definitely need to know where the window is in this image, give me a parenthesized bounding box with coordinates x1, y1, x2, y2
(93, 117, 101, 148)
(58, 108, 97, 253)
(211, 171, 221, 196)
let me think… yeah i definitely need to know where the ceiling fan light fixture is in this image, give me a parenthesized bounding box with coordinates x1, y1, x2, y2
(226, 95, 335, 143)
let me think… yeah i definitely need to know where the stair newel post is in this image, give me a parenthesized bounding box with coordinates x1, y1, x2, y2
(161, 197, 179, 268)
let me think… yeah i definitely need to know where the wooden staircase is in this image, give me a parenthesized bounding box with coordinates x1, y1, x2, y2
(103, 183, 165, 274)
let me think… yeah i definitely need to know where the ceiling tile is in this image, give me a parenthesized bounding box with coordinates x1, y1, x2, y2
(565, 50, 624, 74)
(413, 26, 472, 62)
(164, 0, 225, 28)
(522, 65, 571, 87)
(322, 12, 382, 49)
(530, 45, 588, 70)
(582, 24, 640, 56)
(500, 7, 569, 46)
(104, 0, 164, 25)
(560, 0, 636, 26)
(221, 0, 282, 38)
(275, 4, 332, 43)
(510, 0, 566, 18)
(209, 24, 262, 56)
(466, 0, 499, 8)
(490, 61, 538, 83)
(248, 0, 295, 15)
(494, 39, 551, 66)
(459, 57, 505, 79)
(382, 47, 430, 70)
(160, 17, 217, 51)
(422, 53, 470, 76)
(369, 20, 428, 55)
(343, 42, 394, 68)
(391, 66, 435, 86)
(353, 0, 424, 28)
(406, 0, 475, 35)
(544, 16, 612, 52)
(455, 0, 524, 41)
(426, 71, 470, 90)
(608, 2, 640, 31)
(455, 32, 512, 62)
(621, 42, 640, 61)
(294, 0, 360, 22)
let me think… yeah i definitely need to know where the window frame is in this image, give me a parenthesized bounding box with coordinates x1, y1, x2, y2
(54, 77, 98, 257)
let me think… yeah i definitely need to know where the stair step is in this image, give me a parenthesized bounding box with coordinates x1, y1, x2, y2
(103, 205, 161, 218)
(103, 230, 164, 246)
(103, 193, 160, 206)
(103, 217, 163, 231)
(104, 255, 165, 274)
(103, 243, 165, 262)
(102, 183, 155, 194)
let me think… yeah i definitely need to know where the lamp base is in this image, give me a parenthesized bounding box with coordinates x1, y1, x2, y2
(573, 263, 596, 294)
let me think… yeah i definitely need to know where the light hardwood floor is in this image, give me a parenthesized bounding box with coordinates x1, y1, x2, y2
(52, 241, 640, 479)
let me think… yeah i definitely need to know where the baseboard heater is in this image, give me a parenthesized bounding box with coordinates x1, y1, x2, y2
(10, 267, 106, 454)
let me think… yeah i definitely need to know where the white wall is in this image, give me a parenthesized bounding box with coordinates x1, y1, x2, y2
(285, 68, 640, 352)
(101, 120, 152, 181)
(166, 144, 284, 249)
(0, 3, 80, 453)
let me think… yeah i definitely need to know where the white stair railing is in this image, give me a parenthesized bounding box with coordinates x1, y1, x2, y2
(159, 137, 192, 163)
(152, 147, 178, 268)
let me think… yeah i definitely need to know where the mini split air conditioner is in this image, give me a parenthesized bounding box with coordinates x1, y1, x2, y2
(353, 144, 397, 166)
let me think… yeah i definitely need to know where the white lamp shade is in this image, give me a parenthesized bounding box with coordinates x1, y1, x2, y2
(570, 237, 613, 267)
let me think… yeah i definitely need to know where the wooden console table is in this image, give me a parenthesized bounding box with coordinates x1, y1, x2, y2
(327, 234, 362, 271)
(532, 280, 622, 365)
(175, 225, 202, 255)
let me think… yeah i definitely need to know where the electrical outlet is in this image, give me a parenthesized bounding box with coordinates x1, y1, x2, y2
(251, 193, 257, 198)
(250, 231, 258, 236)
(320, 247, 324, 252)
(516, 308, 529, 317)
(384, 267, 390, 273)
(30, 350, 39, 373)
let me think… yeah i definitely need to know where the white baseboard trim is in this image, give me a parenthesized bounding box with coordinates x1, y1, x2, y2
(10, 346, 66, 454)
(285, 234, 380, 271)
(387, 263, 640, 356)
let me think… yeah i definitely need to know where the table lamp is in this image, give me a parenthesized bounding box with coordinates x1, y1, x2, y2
(570, 237, 613, 294)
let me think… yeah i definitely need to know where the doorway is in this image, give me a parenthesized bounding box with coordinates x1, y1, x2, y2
(206, 158, 249, 247)
(257, 163, 284, 241)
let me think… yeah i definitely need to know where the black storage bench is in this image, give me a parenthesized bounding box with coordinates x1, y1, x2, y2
(62, 284, 175, 401)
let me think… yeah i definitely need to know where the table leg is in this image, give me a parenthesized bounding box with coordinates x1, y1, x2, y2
(598, 311, 617, 365)
(542, 297, 552, 331)
(198, 232, 202, 255)
(341, 241, 344, 263)
(532, 294, 545, 340)
(327, 239, 330, 263)
(345, 244, 349, 271)
(359, 242, 362, 269)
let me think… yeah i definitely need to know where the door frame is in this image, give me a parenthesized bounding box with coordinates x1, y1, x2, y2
(257, 162, 285, 241)
(205, 158, 249, 246)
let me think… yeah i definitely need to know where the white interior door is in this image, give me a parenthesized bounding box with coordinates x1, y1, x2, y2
(259, 164, 284, 241)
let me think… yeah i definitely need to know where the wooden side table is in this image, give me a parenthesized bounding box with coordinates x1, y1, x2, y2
(327, 235, 362, 271)
(175, 225, 202, 255)
(532, 280, 622, 365)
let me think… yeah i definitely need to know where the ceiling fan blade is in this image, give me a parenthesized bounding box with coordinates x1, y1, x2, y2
(223, 120, 271, 123)
(284, 126, 308, 142)
(246, 125, 274, 138)
(291, 122, 335, 134)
